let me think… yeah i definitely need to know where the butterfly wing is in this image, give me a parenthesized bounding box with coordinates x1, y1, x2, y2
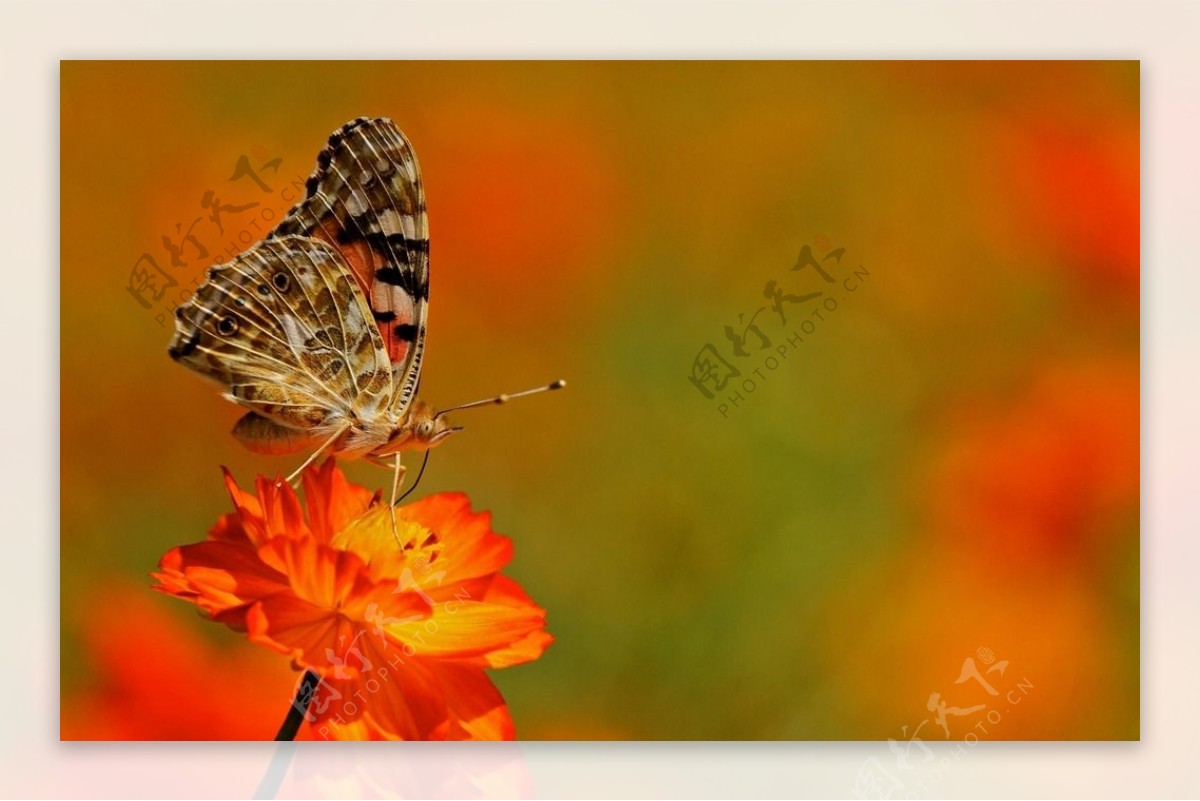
(168, 235, 394, 435)
(230, 411, 321, 456)
(271, 117, 429, 416)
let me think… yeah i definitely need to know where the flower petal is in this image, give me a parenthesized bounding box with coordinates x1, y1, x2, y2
(483, 573, 537, 607)
(382, 599, 548, 664)
(221, 468, 269, 546)
(354, 637, 449, 740)
(256, 538, 368, 610)
(152, 540, 289, 619)
(207, 511, 250, 545)
(403, 493, 515, 584)
(302, 458, 379, 544)
(254, 475, 312, 542)
(317, 717, 382, 740)
(245, 592, 346, 664)
(332, 496, 515, 589)
(433, 664, 515, 740)
(472, 576, 555, 667)
(485, 629, 555, 669)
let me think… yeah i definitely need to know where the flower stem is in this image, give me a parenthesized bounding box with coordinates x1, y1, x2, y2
(274, 669, 320, 741)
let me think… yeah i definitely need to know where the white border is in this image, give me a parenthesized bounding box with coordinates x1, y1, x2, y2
(7, 1, 1197, 797)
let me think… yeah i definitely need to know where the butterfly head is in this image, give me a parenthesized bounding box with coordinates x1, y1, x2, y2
(408, 402, 462, 448)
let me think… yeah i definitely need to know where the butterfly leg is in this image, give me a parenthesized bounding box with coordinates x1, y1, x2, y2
(283, 425, 349, 487)
(388, 453, 406, 547)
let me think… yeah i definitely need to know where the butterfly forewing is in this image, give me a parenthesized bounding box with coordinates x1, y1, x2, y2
(270, 117, 430, 416)
(168, 235, 393, 433)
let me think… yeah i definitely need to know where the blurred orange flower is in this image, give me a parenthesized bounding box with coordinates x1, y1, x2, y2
(926, 358, 1138, 572)
(61, 582, 318, 741)
(153, 459, 552, 740)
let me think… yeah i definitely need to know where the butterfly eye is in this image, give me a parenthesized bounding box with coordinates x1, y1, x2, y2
(216, 316, 239, 336)
(417, 420, 434, 438)
(272, 272, 291, 292)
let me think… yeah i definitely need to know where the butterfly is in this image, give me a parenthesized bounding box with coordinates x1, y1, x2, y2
(168, 117, 563, 519)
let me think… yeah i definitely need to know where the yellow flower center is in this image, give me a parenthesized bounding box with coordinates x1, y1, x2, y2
(330, 506, 443, 570)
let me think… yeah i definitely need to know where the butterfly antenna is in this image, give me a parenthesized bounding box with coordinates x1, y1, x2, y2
(435, 379, 566, 418)
(395, 449, 432, 505)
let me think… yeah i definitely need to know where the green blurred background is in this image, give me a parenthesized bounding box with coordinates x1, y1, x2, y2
(60, 61, 1138, 740)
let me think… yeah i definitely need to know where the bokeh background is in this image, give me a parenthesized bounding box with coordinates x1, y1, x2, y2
(60, 61, 1138, 740)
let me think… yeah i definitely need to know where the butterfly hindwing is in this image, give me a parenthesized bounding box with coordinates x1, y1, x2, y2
(231, 412, 323, 455)
(168, 235, 393, 434)
(271, 117, 429, 416)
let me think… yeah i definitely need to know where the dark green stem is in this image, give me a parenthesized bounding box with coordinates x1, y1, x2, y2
(274, 669, 320, 741)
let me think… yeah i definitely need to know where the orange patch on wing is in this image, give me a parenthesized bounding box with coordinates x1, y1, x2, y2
(311, 222, 415, 367)
(311, 224, 374, 296)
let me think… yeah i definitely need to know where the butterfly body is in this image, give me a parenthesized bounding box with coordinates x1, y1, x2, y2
(328, 399, 456, 461)
(169, 118, 456, 470)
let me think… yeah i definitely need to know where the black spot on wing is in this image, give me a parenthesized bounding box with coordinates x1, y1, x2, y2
(168, 329, 200, 360)
(335, 226, 429, 255)
(372, 310, 397, 323)
(385, 233, 429, 255)
(374, 265, 429, 300)
(375, 266, 405, 285)
(394, 323, 419, 342)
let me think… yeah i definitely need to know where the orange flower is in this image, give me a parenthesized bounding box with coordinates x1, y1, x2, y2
(62, 582, 318, 741)
(153, 459, 552, 740)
